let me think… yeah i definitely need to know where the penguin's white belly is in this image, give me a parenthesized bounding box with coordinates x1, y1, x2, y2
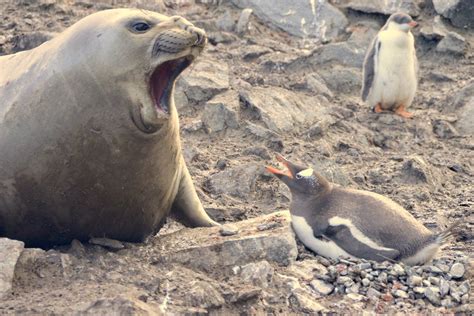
(370, 44, 417, 109)
(291, 215, 353, 260)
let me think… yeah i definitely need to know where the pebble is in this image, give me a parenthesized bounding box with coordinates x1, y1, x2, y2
(413, 287, 425, 295)
(366, 288, 381, 299)
(393, 290, 409, 299)
(407, 275, 422, 287)
(424, 287, 441, 306)
(392, 264, 405, 276)
(449, 263, 465, 279)
(439, 280, 450, 297)
(429, 276, 440, 286)
(310, 279, 334, 296)
(347, 293, 364, 301)
(219, 224, 239, 236)
(361, 278, 370, 287)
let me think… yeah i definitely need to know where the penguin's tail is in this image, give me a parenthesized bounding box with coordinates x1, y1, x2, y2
(434, 219, 462, 245)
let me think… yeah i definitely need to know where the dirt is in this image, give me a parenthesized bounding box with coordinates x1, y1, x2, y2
(0, 0, 472, 314)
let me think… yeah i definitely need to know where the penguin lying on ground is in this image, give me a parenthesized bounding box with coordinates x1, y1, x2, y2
(361, 12, 418, 118)
(266, 154, 458, 265)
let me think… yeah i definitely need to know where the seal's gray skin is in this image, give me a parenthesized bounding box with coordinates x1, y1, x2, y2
(361, 12, 418, 118)
(0, 9, 218, 247)
(267, 155, 456, 265)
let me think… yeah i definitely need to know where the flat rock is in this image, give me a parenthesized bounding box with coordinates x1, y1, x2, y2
(397, 155, 438, 187)
(240, 86, 324, 132)
(436, 32, 467, 55)
(244, 122, 283, 152)
(341, 0, 420, 16)
(455, 98, 474, 135)
(449, 262, 465, 279)
(78, 296, 161, 315)
(153, 211, 298, 273)
(420, 16, 448, 41)
(0, 238, 25, 298)
(310, 279, 334, 295)
(298, 42, 366, 69)
(319, 66, 361, 94)
(432, 0, 474, 29)
(290, 288, 327, 313)
(177, 58, 229, 104)
(304, 73, 334, 99)
(202, 90, 239, 133)
(231, 0, 348, 41)
(205, 163, 264, 198)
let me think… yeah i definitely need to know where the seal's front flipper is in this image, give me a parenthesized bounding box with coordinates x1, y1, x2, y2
(171, 163, 219, 227)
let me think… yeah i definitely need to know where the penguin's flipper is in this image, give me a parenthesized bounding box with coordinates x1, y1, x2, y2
(323, 224, 400, 262)
(361, 37, 379, 101)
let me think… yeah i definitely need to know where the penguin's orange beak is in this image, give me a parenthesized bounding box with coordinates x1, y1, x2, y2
(408, 21, 417, 27)
(265, 154, 294, 179)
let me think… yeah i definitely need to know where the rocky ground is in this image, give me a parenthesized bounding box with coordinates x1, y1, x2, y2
(0, 0, 473, 314)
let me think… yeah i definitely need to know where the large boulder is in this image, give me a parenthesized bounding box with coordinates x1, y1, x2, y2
(341, 0, 420, 16)
(231, 0, 348, 41)
(432, 0, 474, 29)
(240, 86, 326, 132)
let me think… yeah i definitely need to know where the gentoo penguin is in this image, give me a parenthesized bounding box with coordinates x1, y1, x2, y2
(266, 154, 457, 265)
(361, 12, 418, 118)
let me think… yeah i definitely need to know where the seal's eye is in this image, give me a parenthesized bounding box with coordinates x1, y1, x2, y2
(131, 22, 151, 33)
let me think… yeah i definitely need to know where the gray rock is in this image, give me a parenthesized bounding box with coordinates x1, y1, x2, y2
(79, 296, 161, 315)
(154, 211, 298, 273)
(436, 32, 467, 55)
(300, 42, 366, 68)
(219, 224, 239, 236)
(341, 0, 420, 16)
(398, 155, 438, 187)
(236, 8, 253, 34)
(177, 58, 229, 104)
(205, 163, 264, 198)
(244, 122, 283, 152)
(361, 278, 371, 287)
(12, 31, 55, 53)
(367, 287, 381, 299)
(242, 45, 272, 60)
(0, 238, 25, 298)
(310, 279, 334, 295)
(240, 260, 274, 288)
(407, 275, 423, 287)
(305, 73, 334, 99)
(420, 16, 448, 40)
(424, 287, 441, 305)
(187, 281, 225, 308)
(242, 146, 271, 159)
(89, 237, 124, 250)
(231, 0, 348, 41)
(433, 119, 459, 138)
(240, 86, 323, 132)
(393, 290, 409, 299)
(429, 276, 440, 286)
(319, 67, 361, 94)
(439, 279, 450, 297)
(216, 10, 235, 32)
(456, 97, 474, 135)
(392, 263, 406, 276)
(449, 262, 465, 279)
(413, 287, 425, 295)
(288, 260, 328, 281)
(347, 293, 364, 301)
(441, 297, 455, 308)
(290, 288, 327, 313)
(432, 0, 474, 29)
(202, 91, 239, 133)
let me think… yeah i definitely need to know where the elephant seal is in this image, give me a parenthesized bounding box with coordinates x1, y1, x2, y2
(0, 9, 218, 247)
(266, 154, 458, 265)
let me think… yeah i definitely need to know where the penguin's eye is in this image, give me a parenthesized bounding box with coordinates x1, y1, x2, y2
(296, 174, 303, 180)
(296, 168, 314, 179)
(131, 22, 151, 33)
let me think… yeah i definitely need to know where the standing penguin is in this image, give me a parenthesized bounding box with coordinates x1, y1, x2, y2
(361, 12, 418, 118)
(266, 154, 457, 265)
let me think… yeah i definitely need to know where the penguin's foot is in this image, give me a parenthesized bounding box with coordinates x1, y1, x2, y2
(373, 103, 384, 113)
(395, 105, 414, 119)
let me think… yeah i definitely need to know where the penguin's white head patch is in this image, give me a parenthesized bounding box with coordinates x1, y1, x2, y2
(295, 168, 314, 179)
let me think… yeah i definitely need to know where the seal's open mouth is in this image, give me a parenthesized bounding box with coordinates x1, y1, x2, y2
(150, 56, 193, 114)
